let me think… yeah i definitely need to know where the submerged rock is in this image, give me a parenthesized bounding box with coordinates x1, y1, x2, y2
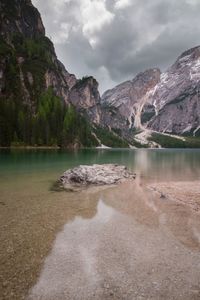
(59, 164, 136, 191)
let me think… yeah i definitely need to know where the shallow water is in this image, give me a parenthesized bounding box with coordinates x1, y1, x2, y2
(1, 148, 200, 180)
(0, 149, 200, 299)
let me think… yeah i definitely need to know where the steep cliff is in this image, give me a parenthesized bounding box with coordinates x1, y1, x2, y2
(0, 0, 77, 106)
(69, 76, 101, 125)
(148, 46, 200, 136)
(101, 46, 200, 140)
(101, 69, 161, 140)
(0, 0, 107, 147)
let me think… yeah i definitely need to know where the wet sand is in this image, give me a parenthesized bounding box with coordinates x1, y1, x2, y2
(1, 173, 200, 300)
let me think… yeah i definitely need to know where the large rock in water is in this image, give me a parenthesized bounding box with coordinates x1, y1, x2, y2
(60, 164, 136, 191)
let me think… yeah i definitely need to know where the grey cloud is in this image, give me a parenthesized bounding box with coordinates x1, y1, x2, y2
(32, 0, 200, 93)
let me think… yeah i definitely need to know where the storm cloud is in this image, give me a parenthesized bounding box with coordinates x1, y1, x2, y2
(32, 0, 200, 93)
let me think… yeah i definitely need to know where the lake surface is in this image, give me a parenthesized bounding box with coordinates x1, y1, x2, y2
(0, 149, 200, 300)
(1, 148, 200, 181)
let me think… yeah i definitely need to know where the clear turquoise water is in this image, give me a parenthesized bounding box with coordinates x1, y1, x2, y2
(0, 148, 200, 182)
(1, 148, 200, 299)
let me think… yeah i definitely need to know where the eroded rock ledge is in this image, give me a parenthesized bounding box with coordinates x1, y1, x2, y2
(59, 164, 136, 191)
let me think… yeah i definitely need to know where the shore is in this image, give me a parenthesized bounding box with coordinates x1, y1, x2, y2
(148, 181, 200, 213)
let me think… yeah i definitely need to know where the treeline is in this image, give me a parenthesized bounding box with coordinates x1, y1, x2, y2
(0, 88, 98, 148)
(94, 127, 129, 148)
(149, 133, 200, 148)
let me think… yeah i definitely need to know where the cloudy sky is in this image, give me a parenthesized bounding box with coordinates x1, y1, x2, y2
(32, 0, 200, 94)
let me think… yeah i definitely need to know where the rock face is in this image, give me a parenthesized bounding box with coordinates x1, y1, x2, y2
(101, 46, 200, 137)
(60, 164, 136, 191)
(101, 69, 161, 132)
(69, 76, 101, 124)
(0, 0, 107, 147)
(0, 0, 74, 109)
(148, 47, 200, 135)
(0, 0, 100, 117)
(0, 0, 45, 40)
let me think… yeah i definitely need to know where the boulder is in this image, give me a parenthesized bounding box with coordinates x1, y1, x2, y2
(59, 164, 136, 191)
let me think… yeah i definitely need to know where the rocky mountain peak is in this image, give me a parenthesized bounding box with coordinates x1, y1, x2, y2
(178, 45, 200, 61)
(0, 0, 45, 41)
(132, 68, 161, 85)
(150, 45, 200, 113)
(168, 45, 200, 80)
(101, 68, 161, 132)
(101, 45, 200, 139)
(145, 46, 200, 135)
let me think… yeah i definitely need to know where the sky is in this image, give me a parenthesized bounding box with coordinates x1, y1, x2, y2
(32, 0, 200, 94)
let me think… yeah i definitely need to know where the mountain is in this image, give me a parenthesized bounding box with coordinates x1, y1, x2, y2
(101, 69, 161, 141)
(1, 0, 200, 149)
(101, 46, 200, 146)
(0, 0, 75, 104)
(0, 0, 126, 148)
(147, 47, 200, 136)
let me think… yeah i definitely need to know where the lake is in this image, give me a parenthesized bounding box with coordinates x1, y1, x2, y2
(0, 149, 200, 300)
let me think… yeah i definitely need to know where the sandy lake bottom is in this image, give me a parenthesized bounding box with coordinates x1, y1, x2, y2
(0, 149, 200, 300)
